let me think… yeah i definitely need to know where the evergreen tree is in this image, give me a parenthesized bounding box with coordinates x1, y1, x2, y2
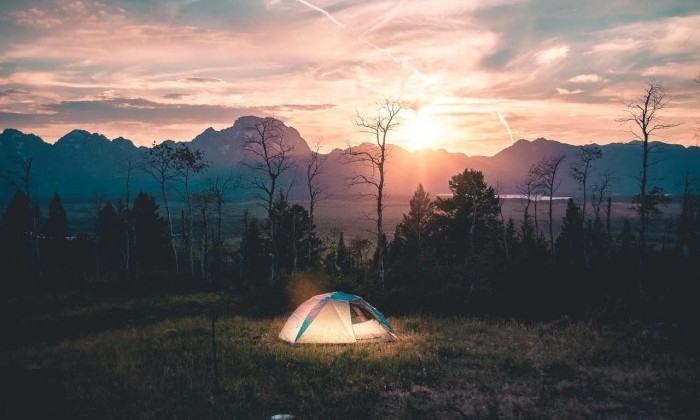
(96, 201, 123, 276)
(43, 192, 70, 283)
(269, 192, 320, 272)
(433, 168, 501, 263)
(555, 198, 584, 265)
(131, 192, 170, 277)
(238, 217, 271, 295)
(394, 184, 435, 261)
(1, 189, 40, 283)
(620, 218, 635, 256)
(336, 231, 350, 275)
(45, 193, 69, 240)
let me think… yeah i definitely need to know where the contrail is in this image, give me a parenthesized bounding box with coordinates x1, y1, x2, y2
(289, 0, 514, 143)
(497, 112, 514, 144)
(292, 0, 346, 29)
(290, 0, 435, 86)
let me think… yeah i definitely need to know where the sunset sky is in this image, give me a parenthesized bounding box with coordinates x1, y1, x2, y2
(1, 0, 699, 156)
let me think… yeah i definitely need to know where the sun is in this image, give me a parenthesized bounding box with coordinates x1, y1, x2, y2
(400, 110, 445, 151)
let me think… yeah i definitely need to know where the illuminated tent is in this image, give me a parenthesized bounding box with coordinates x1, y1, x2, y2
(278, 292, 397, 344)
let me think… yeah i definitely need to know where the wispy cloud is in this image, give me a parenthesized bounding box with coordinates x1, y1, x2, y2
(535, 45, 569, 65)
(568, 74, 605, 83)
(0, 0, 698, 155)
(556, 88, 584, 95)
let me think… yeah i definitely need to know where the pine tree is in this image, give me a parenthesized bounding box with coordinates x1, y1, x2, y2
(1, 189, 40, 283)
(45, 193, 69, 240)
(394, 184, 435, 261)
(555, 198, 584, 265)
(434, 168, 501, 263)
(43, 192, 70, 283)
(131, 192, 169, 276)
(336, 231, 349, 274)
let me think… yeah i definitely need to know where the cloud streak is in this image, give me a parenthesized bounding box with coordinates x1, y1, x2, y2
(0, 0, 697, 155)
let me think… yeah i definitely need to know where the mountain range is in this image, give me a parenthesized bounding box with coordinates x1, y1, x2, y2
(1, 116, 699, 205)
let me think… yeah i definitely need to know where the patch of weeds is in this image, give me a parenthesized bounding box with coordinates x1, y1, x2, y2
(500, 353, 537, 376)
(405, 319, 422, 333)
(546, 361, 577, 380)
(437, 344, 467, 359)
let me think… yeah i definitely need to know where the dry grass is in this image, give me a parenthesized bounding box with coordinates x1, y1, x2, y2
(1, 303, 698, 419)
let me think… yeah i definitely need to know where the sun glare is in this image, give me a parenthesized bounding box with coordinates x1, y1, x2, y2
(400, 111, 445, 151)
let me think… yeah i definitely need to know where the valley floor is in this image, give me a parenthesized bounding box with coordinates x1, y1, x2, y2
(1, 293, 698, 419)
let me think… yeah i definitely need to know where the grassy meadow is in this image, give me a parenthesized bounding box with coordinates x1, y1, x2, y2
(1, 293, 698, 419)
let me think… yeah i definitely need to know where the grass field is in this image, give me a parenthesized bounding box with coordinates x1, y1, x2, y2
(2, 293, 698, 419)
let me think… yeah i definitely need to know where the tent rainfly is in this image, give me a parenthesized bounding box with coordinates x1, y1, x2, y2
(279, 291, 397, 344)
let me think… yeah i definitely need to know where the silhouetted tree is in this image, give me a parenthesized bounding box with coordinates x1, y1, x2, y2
(679, 170, 699, 256)
(269, 192, 320, 273)
(617, 81, 680, 256)
(3, 158, 40, 273)
(571, 145, 602, 263)
(143, 141, 179, 274)
(517, 166, 540, 257)
(336, 231, 350, 275)
(206, 175, 233, 278)
(242, 117, 295, 281)
(173, 144, 209, 277)
(434, 168, 501, 262)
(96, 201, 123, 276)
(45, 193, 69, 240)
(1, 189, 40, 285)
(131, 192, 169, 278)
(306, 142, 328, 221)
(393, 184, 435, 261)
(533, 155, 566, 253)
(344, 97, 404, 290)
(556, 198, 584, 266)
(237, 217, 271, 297)
(42, 193, 70, 282)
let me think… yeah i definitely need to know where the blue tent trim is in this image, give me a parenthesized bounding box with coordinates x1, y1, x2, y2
(365, 304, 394, 333)
(294, 297, 330, 343)
(293, 291, 395, 343)
(329, 291, 359, 302)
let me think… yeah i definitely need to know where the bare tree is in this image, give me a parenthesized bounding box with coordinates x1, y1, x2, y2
(533, 155, 566, 253)
(142, 141, 179, 275)
(517, 165, 541, 257)
(306, 142, 328, 221)
(343, 97, 403, 289)
(571, 145, 602, 263)
(4, 157, 33, 198)
(3, 157, 40, 271)
(616, 81, 680, 253)
(242, 117, 296, 280)
(173, 144, 209, 277)
(193, 190, 216, 282)
(206, 175, 233, 276)
(494, 182, 510, 261)
(91, 193, 107, 281)
(118, 156, 136, 280)
(591, 171, 613, 227)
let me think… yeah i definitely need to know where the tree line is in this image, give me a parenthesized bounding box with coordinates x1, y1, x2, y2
(1, 82, 699, 323)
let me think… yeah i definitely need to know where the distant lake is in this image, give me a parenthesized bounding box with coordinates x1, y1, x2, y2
(436, 193, 571, 201)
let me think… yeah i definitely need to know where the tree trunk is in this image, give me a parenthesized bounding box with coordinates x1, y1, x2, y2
(377, 162, 385, 290)
(533, 198, 539, 237)
(640, 131, 649, 254)
(548, 192, 554, 253)
(161, 183, 179, 275)
(606, 197, 612, 240)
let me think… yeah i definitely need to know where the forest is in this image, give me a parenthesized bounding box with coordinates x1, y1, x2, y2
(2, 83, 700, 419)
(2, 84, 699, 335)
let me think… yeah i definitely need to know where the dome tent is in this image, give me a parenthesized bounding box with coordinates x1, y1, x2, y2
(279, 292, 397, 344)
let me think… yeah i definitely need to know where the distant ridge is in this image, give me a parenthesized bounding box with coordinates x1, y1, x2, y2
(1, 117, 699, 203)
